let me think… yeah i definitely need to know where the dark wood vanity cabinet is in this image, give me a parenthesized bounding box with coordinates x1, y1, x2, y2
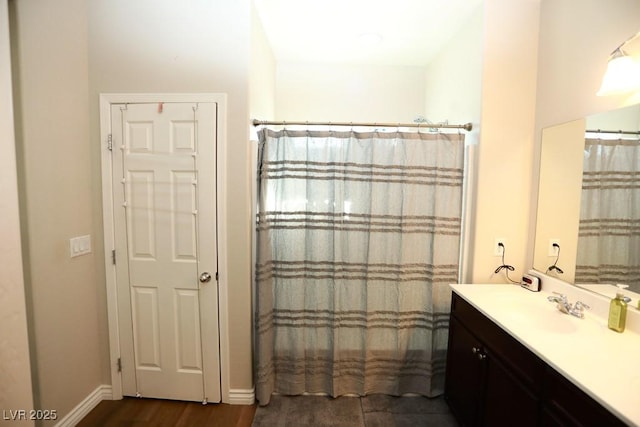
(444, 292, 627, 427)
(445, 316, 486, 426)
(542, 368, 627, 427)
(445, 293, 543, 426)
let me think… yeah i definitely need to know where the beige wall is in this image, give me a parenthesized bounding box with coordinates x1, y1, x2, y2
(0, 0, 33, 421)
(529, 0, 640, 266)
(470, 0, 541, 283)
(87, 0, 254, 394)
(535, 0, 640, 131)
(10, 0, 103, 423)
(9, 0, 254, 420)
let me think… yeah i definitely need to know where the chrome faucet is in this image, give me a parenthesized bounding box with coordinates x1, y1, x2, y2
(547, 292, 590, 318)
(547, 293, 572, 314)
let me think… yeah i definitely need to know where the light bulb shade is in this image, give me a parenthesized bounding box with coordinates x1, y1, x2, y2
(597, 54, 640, 96)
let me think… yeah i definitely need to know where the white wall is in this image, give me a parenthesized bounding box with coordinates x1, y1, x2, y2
(0, 1, 33, 421)
(424, 4, 484, 128)
(250, 3, 276, 122)
(587, 104, 640, 130)
(275, 63, 426, 122)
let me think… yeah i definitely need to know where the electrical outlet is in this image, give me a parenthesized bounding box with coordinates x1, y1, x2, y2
(494, 238, 506, 256)
(548, 238, 560, 257)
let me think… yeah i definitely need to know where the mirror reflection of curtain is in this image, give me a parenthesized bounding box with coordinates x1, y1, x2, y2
(254, 128, 465, 405)
(575, 138, 640, 292)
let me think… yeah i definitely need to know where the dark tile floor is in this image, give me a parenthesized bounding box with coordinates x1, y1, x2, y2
(251, 394, 459, 427)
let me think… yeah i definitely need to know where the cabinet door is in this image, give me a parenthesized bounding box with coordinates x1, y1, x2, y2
(445, 316, 486, 427)
(483, 353, 539, 427)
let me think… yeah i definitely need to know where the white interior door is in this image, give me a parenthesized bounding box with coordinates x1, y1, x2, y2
(111, 101, 220, 403)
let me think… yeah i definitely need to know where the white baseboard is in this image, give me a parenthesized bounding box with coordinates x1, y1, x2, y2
(227, 388, 255, 405)
(54, 385, 112, 427)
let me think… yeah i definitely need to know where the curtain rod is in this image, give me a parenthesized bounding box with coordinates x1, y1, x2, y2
(586, 129, 640, 136)
(252, 119, 473, 132)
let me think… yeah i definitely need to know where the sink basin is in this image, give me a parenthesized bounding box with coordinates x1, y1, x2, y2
(504, 306, 579, 333)
(452, 286, 609, 336)
(492, 296, 578, 333)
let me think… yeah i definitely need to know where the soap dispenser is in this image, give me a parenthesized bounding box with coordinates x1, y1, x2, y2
(608, 284, 628, 333)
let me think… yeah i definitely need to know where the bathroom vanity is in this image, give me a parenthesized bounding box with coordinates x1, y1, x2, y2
(444, 284, 639, 426)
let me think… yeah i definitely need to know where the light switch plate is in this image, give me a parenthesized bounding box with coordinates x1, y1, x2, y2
(70, 235, 91, 258)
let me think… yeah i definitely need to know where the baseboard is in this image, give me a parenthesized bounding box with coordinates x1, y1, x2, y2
(227, 388, 255, 405)
(54, 384, 112, 427)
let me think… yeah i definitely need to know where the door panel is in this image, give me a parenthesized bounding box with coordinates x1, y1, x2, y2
(174, 289, 203, 372)
(171, 170, 198, 261)
(112, 101, 220, 403)
(128, 170, 156, 259)
(132, 286, 161, 369)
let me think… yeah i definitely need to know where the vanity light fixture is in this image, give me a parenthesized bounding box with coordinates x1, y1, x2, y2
(597, 31, 640, 96)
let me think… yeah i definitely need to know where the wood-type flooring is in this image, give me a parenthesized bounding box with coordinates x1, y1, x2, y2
(76, 397, 256, 427)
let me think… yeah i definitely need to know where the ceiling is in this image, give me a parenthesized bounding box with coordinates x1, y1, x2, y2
(253, 0, 483, 67)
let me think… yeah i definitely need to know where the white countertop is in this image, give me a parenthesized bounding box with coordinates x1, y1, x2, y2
(450, 283, 640, 426)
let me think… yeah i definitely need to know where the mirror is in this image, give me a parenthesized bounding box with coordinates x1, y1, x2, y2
(534, 103, 640, 308)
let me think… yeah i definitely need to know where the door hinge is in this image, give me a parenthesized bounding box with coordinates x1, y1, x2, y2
(112, 249, 116, 265)
(117, 357, 122, 373)
(107, 134, 113, 151)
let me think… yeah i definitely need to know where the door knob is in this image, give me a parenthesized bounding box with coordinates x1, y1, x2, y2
(199, 272, 212, 283)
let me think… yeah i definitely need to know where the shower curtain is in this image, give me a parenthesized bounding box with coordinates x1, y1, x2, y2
(575, 138, 640, 291)
(254, 128, 465, 404)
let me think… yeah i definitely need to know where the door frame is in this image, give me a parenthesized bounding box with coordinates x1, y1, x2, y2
(99, 93, 230, 402)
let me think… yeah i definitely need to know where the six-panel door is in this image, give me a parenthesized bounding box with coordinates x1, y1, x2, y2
(111, 102, 220, 403)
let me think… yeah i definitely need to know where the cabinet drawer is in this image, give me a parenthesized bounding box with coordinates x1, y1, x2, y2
(451, 293, 545, 393)
(543, 367, 626, 427)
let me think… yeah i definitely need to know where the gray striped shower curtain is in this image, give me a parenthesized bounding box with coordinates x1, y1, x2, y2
(575, 138, 640, 292)
(254, 128, 465, 404)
